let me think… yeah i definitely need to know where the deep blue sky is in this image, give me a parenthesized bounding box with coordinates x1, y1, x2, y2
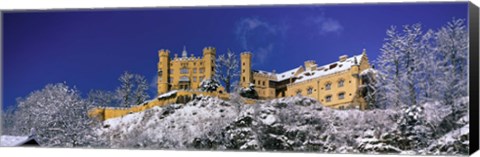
(2, 2, 468, 109)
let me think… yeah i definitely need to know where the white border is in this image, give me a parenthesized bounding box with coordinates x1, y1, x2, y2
(0, 0, 470, 10)
(0, 0, 478, 157)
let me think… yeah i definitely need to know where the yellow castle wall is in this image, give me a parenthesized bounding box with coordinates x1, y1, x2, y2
(251, 73, 276, 99)
(157, 47, 217, 96)
(240, 50, 371, 110)
(88, 90, 231, 121)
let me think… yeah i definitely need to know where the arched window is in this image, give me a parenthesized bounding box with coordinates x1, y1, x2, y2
(307, 87, 313, 95)
(338, 79, 345, 87)
(325, 82, 332, 90)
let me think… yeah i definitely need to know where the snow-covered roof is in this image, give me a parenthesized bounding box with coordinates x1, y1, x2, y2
(293, 54, 363, 84)
(0, 135, 36, 147)
(254, 66, 303, 82)
(275, 66, 303, 81)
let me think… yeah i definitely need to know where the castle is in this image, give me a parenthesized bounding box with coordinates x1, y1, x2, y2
(156, 46, 371, 110)
(90, 46, 370, 120)
(240, 49, 371, 110)
(157, 46, 221, 94)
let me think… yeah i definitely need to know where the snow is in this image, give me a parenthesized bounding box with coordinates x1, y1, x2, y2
(262, 115, 276, 125)
(430, 124, 469, 148)
(254, 66, 303, 82)
(157, 90, 177, 99)
(275, 66, 303, 81)
(293, 54, 363, 84)
(251, 53, 363, 84)
(0, 135, 32, 147)
(360, 68, 377, 76)
(95, 94, 469, 155)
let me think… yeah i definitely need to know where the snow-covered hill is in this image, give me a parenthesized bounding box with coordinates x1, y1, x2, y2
(96, 95, 469, 155)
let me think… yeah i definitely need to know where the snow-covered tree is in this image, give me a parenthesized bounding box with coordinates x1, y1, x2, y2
(1, 105, 17, 135)
(199, 78, 221, 92)
(376, 25, 406, 108)
(10, 83, 101, 147)
(359, 68, 381, 109)
(376, 22, 458, 108)
(87, 90, 118, 107)
(376, 19, 468, 109)
(115, 71, 150, 107)
(239, 83, 259, 99)
(214, 49, 240, 93)
(435, 18, 469, 106)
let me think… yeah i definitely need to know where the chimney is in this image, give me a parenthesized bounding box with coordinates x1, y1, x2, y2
(339, 55, 348, 62)
(304, 60, 317, 71)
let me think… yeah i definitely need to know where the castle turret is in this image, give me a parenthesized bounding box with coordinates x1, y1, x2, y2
(182, 46, 188, 58)
(203, 47, 216, 79)
(240, 52, 252, 88)
(158, 49, 170, 95)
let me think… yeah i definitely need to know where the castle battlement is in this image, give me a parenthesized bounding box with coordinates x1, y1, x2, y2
(157, 46, 219, 95)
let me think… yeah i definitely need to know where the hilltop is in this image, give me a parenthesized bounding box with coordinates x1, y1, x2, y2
(96, 95, 469, 155)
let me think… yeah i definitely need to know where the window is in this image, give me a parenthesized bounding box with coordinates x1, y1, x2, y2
(338, 92, 345, 100)
(243, 77, 245, 82)
(199, 76, 205, 81)
(339, 106, 345, 110)
(243, 62, 245, 66)
(325, 95, 332, 102)
(180, 68, 188, 74)
(193, 77, 197, 82)
(325, 83, 332, 90)
(307, 87, 313, 95)
(199, 68, 205, 73)
(243, 69, 245, 73)
(262, 81, 265, 86)
(338, 80, 344, 87)
(169, 69, 174, 74)
(169, 77, 173, 83)
(180, 76, 189, 82)
(193, 68, 197, 73)
(296, 90, 302, 95)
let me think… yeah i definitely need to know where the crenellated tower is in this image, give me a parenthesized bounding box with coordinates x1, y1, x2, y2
(157, 49, 170, 95)
(240, 52, 252, 88)
(203, 47, 216, 80)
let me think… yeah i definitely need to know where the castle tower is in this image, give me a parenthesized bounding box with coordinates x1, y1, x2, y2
(240, 52, 252, 88)
(157, 49, 170, 95)
(203, 47, 216, 79)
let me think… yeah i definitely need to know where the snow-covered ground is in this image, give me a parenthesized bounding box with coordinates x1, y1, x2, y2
(96, 95, 470, 155)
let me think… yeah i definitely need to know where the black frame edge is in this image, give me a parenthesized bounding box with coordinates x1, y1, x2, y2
(469, 1, 479, 155)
